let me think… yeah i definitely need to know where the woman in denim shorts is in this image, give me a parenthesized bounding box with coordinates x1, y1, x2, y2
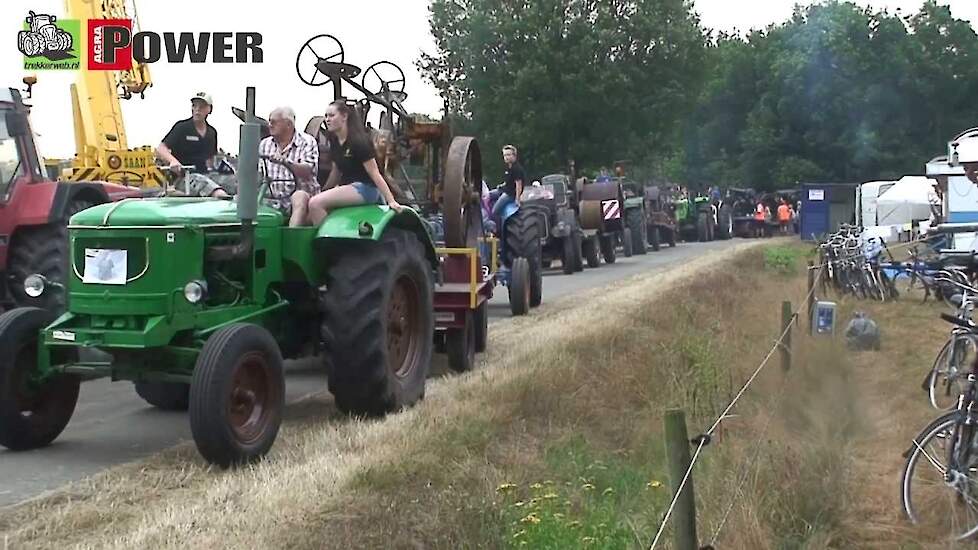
(306, 100, 404, 225)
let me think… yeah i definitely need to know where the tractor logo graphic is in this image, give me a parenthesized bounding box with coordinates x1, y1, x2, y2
(18, 11, 81, 70)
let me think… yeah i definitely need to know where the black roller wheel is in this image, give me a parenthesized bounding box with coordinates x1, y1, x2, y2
(600, 234, 616, 264)
(447, 310, 476, 372)
(622, 228, 633, 258)
(134, 381, 190, 411)
(321, 228, 434, 416)
(474, 301, 488, 353)
(0, 307, 79, 451)
(7, 199, 96, 313)
(583, 236, 600, 268)
(649, 226, 661, 251)
(190, 323, 284, 468)
(509, 257, 530, 316)
(626, 208, 647, 255)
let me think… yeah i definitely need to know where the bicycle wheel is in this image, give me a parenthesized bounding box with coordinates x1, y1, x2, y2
(901, 412, 978, 541)
(929, 334, 976, 410)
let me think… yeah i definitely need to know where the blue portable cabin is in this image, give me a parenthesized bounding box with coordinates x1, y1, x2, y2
(799, 183, 858, 241)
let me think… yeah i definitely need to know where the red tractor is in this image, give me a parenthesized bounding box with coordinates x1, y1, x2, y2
(0, 86, 144, 313)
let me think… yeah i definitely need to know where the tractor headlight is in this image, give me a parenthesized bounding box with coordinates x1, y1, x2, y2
(183, 280, 208, 304)
(24, 274, 46, 298)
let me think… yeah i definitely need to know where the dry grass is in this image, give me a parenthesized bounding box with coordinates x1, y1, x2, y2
(0, 240, 774, 549)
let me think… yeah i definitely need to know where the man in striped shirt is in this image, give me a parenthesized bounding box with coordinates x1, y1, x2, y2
(259, 106, 320, 226)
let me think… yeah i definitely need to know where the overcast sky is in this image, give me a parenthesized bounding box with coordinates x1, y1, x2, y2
(2, 0, 975, 159)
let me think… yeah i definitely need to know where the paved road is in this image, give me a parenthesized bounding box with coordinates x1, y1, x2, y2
(0, 238, 741, 507)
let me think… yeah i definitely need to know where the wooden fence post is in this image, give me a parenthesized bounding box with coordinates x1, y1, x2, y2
(664, 409, 698, 550)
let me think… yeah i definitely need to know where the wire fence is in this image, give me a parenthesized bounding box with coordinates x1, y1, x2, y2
(648, 264, 824, 550)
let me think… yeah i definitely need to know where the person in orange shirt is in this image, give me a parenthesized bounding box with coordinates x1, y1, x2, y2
(777, 200, 791, 234)
(754, 201, 765, 237)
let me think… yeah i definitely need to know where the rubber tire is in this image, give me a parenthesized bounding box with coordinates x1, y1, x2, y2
(667, 228, 677, 247)
(447, 310, 476, 373)
(505, 209, 543, 308)
(509, 257, 530, 316)
(649, 226, 661, 251)
(572, 230, 584, 272)
(134, 381, 190, 411)
(583, 236, 600, 268)
(626, 208, 647, 255)
(697, 213, 709, 242)
(7, 200, 96, 314)
(321, 228, 434, 416)
(189, 323, 284, 468)
(622, 229, 633, 258)
(562, 235, 576, 275)
(0, 307, 79, 451)
(600, 234, 616, 264)
(474, 301, 488, 353)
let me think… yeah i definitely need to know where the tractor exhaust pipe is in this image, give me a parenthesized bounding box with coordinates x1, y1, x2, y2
(208, 86, 259, 262)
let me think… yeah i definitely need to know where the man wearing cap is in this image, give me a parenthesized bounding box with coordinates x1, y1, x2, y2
(158, 91, 218, 177)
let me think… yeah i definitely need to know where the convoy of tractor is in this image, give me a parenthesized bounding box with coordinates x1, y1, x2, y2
(0, 30, 755, 469)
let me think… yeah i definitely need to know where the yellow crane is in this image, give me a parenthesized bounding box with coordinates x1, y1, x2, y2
(60, 0, 165, 187)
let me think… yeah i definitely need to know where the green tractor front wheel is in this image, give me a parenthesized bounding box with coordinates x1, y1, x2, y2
(0, 307, 80, 451)
(189, 323, 285, 468)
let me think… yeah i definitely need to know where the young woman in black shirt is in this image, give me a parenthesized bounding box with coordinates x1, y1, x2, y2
(306, 100, 403, 225)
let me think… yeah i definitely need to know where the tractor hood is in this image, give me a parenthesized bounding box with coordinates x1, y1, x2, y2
(69, 197, 284, 228)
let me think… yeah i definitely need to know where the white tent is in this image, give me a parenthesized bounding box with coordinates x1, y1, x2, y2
(875, 176, 939, 226)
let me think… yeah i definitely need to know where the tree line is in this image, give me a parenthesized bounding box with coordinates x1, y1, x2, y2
(419, 0, 978, 191)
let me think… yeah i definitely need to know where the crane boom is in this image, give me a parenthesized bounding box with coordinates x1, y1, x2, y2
(62, 0, 162, 187)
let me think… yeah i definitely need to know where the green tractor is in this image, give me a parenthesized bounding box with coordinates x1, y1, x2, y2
(0, 87, 451, 468)
(673, 194, 732, 242)
(674, 196, 712, 242)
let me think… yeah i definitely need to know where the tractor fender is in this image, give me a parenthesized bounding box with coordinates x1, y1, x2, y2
(499, 200, 520, 225)
(313, 205, 438, 268)
(49, 181, 145, 224)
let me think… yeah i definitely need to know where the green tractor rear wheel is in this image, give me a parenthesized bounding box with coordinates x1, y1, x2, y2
(626, 208, 647, 255)
(0, 307, 79, 451)
(322, 229, 434, 416)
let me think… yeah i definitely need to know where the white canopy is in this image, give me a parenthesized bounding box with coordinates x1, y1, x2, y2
(875, 176, 939, 225)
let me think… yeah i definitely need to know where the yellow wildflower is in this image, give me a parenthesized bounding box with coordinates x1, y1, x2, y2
(520, 513, 542, 525)
(582, 536, 596, 544)
(530, 482, 544, 490)
(582, 483, 596, 491)
(542, 492, 559, 500)
(513, 529, 527, 539)
(603, 487, 615, 496)
(568, 520, 582, 528)
(496, 483, 518, 493)
(513, 501, 526, 508)
(646, 480, 663, 489)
